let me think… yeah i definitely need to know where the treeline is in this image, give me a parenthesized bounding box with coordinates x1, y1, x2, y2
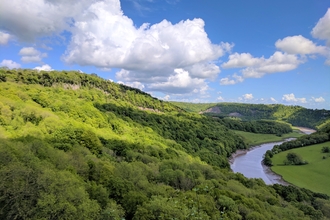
(0, 68, 180, 112)
(271, 131, 330, 154)
(264, 123, 330, 166)
(219, 118, 292, 135)
(1, 69, 330, 219)
(172, 102, 330, 129)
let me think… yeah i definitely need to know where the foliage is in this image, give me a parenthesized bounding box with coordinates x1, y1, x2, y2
(271, 142, 330, 195)
(221, 118, 292, 135)
(322, 146, 330, 153)
(271, 131, 330, 154)
(284, 152, 308, 165)
(172, 102, 330, 129)
(0, 68, 329, 219)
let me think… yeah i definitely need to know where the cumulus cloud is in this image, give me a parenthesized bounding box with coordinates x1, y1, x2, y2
(0, 31, 11, 45)
(34, 64, 53, 71)
(312, 8, 330, 46)
(312, 96, 325, 103)
(217, 96, 224, 101)
(0, 59, 21, 69)
(0, 0, 95, 42)
(19, 47, 47, 63)
(60, 0, 231, 95)
(243, 93, 253, 100)
(1, 0, 230, 96)
(222, 53, 261, 68)
(221, 51, 302, 83)
(220, 73, 244, 85)
(275, 35, 327, 55)
(63, 11, 226, 71)
(147, 68, 208, 94)
(282, 93, 307, 103)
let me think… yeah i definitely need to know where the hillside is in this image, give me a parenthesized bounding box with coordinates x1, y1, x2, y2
(172, 102, 330, 129)
(0, 68, 330, 219)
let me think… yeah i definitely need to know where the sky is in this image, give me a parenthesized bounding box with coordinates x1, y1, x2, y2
(0, 0, 330, 109)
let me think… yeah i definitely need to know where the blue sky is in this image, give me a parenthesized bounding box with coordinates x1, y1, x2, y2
(0, 0, 329, 109)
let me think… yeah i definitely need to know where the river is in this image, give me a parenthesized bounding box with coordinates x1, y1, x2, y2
(230, 127, 316, 185)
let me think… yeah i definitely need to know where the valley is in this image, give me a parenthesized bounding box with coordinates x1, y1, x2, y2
(0, 68, 330, 219)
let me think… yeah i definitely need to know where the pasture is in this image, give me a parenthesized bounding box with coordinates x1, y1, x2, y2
(271, 141, 330, 195)
(233, 130, 303, 147)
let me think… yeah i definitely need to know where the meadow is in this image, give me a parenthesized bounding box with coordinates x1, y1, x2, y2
(233, 129, 304, 147)
(271, 141, 330, 195)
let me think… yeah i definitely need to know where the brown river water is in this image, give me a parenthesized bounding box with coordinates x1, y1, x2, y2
(230, 127, 316, 185)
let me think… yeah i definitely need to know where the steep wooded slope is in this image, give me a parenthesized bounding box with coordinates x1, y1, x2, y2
(0, 68, 329, 219)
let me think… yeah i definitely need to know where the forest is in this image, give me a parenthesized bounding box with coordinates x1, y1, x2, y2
(0, 68, 330, 219)
(172, 102, 330, 129)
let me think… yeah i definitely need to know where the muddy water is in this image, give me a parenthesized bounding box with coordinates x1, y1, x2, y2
(230, 127, 316, 185)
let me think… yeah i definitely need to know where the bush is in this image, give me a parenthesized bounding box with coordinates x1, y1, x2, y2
(284, 152, 308, 165)
(321, 146, 329, 153)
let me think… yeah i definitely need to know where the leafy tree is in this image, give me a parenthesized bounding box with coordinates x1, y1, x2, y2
(284, 152, 308, 165)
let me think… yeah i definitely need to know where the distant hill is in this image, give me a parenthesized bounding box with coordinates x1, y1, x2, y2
(0, 68, 329, 219)
(172, 102, 330, 129)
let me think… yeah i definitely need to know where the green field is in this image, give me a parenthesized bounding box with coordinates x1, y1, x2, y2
(233, 130, 304, 147)
(271, 142, 330, 195)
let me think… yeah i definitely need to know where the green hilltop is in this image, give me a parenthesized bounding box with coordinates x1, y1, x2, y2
(171, 101, 330, 129)
(0, 68, 330, 219)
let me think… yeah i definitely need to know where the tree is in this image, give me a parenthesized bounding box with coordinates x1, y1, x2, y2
(321, 146, 329, 153)
(284, 152, 308, 165)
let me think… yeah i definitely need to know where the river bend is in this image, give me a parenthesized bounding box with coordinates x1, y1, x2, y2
(230, 127, 315, 185)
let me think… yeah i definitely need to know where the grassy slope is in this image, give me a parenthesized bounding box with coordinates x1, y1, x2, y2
(233, 129, 304, 147)
(271, 142, 330, 195)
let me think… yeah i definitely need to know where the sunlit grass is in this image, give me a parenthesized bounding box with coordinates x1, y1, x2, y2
(233, 130, 304, 147)
(271, 141, 330, 195)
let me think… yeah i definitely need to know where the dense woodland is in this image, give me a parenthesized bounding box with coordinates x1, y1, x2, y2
(173, 102, 330, 129)
(219, 118, 292, 136)
(1, 68, 330, 219)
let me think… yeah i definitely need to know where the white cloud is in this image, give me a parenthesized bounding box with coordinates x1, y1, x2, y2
(270, 97, 277, 102)
(219, 73, 244, 85)
(243, 93, 253, 100)
(0, 59, 21, 69)
(1, 0, 230, 96)
(312, 96, 325, 103)
(60, 0, 231, 95)
(0, 0, 95, 42)
(312, 8, 330, 46)
(34, 64, 53, 71)
(118, 81, 145, 90)
(0, 31, 11, 45)
(63, 10, 226, 71)
(163, 95, 170, 101)
(0, 60, 21, 69)
(186, 62, 220, 79)
(222, 51, 302, 82)
(275, 35, 327, 55)
(217, 96, 224, 101)
(282, 93, 307, 103)
(19, 47, 47, 63)
(325, 59, 330, 66)
(222, 53, 261, 68)
(147, 68, 208, 94)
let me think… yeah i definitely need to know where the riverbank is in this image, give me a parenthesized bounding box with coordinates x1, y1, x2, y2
(232, 130, 303, 147)
(229, 127, 315, 185)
